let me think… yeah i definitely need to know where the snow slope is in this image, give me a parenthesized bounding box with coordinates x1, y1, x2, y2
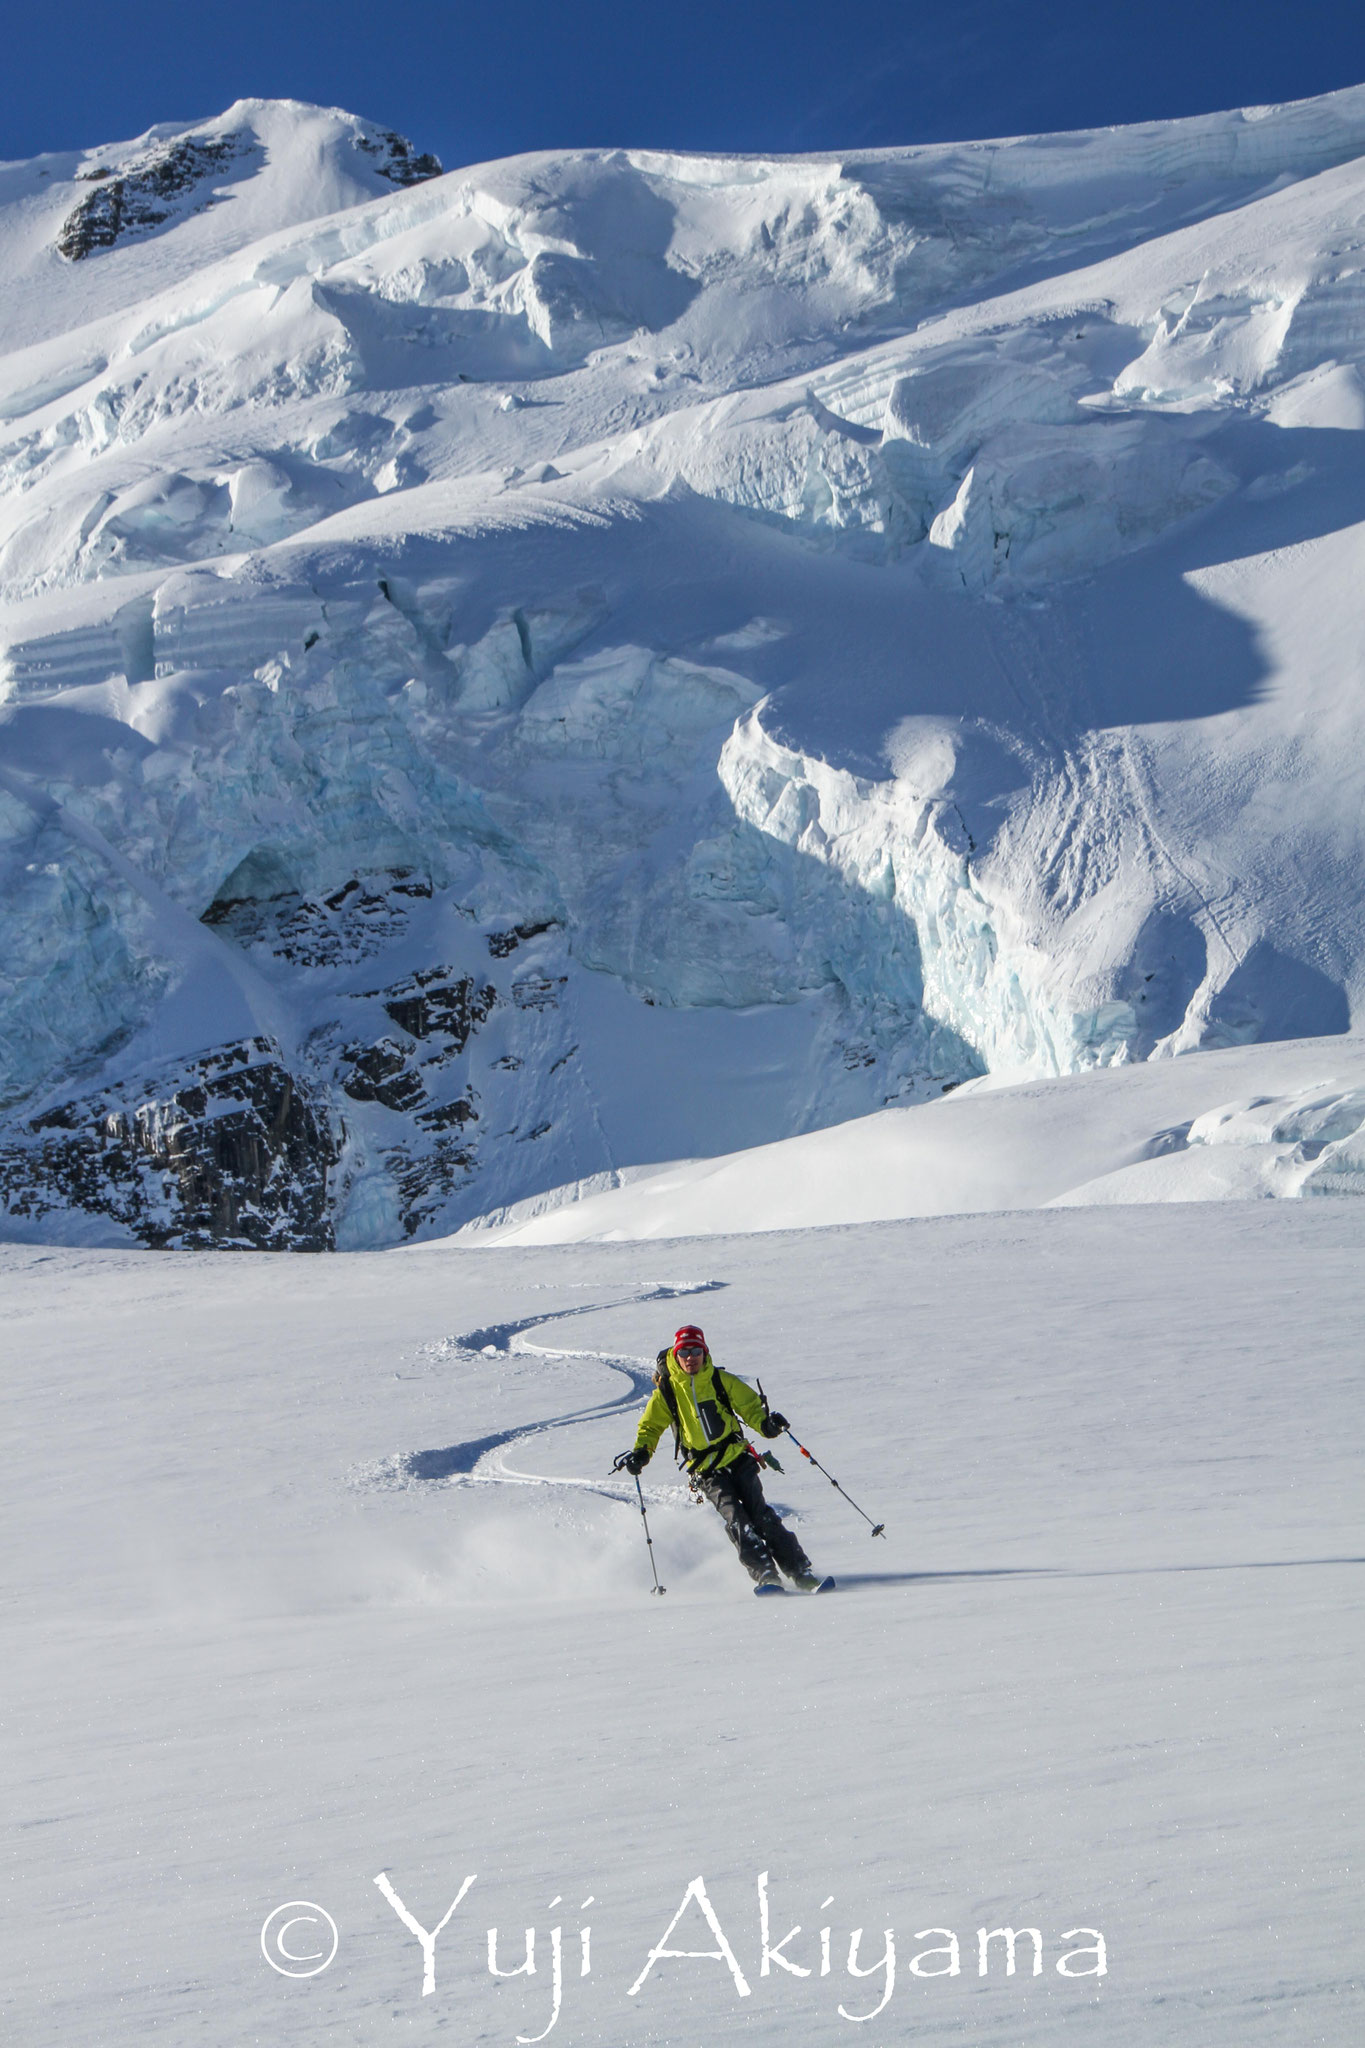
(4, 1203, 1360, 2044)
(455, 1032, 1365, 1241)
(5, 88, 1365, 1246)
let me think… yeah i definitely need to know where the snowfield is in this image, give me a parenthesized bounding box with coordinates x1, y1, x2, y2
(5, 1198, 1361, 2044)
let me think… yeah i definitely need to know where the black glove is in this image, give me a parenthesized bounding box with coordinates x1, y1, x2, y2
(760, 1412, 788, 1438)
(615, 1447, 649, 1475)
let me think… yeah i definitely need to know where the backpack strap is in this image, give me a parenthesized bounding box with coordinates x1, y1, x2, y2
(654, 1350, 685, 1465)
(709, 1365, 737, 1422)
(653, 1351, 746, 1476)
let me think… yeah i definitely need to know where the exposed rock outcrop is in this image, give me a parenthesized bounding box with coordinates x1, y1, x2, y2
(0, 1040, 341, 1249)
(58, 136, 255, 259)
(355, 129, 443, 187)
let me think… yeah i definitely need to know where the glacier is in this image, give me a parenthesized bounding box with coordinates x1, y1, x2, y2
(3, 89, 1365, 1246)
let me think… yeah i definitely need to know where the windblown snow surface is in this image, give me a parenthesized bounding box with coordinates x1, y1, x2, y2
(3, 89, 1364, 2048)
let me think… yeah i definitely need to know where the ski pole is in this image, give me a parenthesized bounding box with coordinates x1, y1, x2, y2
(612, 1455, 666, 1594)
(760, 1385, 885, 1538)
(632, 1475, 667, 1594)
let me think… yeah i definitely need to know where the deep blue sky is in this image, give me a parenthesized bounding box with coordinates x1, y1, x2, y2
(4, 0, 1364, 167)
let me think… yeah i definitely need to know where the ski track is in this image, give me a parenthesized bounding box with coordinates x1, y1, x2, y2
(354, 1279, 733, 1510)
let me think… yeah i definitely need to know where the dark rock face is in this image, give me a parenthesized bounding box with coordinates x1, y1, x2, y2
(0, 857, 580, 1249)
(378, 969, 498, 1052)
(339, 1037, 430, 1113)
(384, 1126, 480, 1238)
(0, 1040, 341, 1250)
(487, 919, 559, 959)
(335, 971, 498, 1111)
(202, 869, 433, 968)
(198, 872, 525, 1242)
(332, 969, 498, 1235)
(57, 136, 256, 259)
(355, 130, 444, 187)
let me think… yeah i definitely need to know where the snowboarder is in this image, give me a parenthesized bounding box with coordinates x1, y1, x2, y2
(617, 1325, 832, 1594)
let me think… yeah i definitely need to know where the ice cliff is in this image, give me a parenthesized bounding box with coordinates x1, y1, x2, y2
(2, 89, 1365, 1246)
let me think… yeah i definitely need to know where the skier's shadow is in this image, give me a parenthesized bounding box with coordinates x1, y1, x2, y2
(838, 1557, 1364, 1589)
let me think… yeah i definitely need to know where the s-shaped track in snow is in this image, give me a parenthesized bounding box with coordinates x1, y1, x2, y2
(353, 1280, 728, 1510)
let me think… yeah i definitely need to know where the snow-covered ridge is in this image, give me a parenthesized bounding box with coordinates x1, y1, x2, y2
(2, 89, 1365, 1247)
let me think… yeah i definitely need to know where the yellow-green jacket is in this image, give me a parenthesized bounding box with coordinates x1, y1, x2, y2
(634, 1349, 767, 1475)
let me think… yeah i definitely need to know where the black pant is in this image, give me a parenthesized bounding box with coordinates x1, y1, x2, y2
(695, 1453, 810, 1582)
